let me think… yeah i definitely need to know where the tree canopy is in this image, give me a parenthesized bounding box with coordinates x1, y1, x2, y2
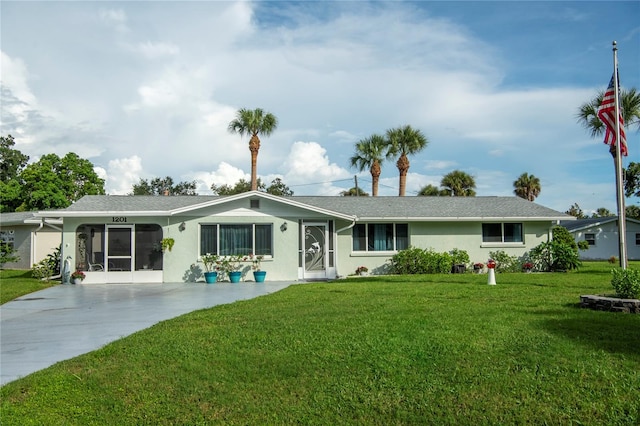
(132, 177, 197, 196)
(513, 173, 541, 201)
(440, 170, 476, 196)
(624, 162, 640, 197)
(211, 178, 293, 196)
(228, 108, 278, 191)
(340, 187, 369, 196)
(386, 125, 428, 196)
(349, 134, 387, 196)
(565, 203, 586, 219)
(13, 152, 105, 211)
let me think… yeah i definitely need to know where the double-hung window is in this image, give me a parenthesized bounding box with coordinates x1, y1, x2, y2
(482, 223, 523, 243)
(585, 233, 596, 246)
(352, 223, 408, 252)
(200, 224, 273, 256)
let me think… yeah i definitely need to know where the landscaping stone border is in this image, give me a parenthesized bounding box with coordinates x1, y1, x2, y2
(580, 295, 640, 314)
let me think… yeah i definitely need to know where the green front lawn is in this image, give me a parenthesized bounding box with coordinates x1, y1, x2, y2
(0, 270, 58, 305)
(1, 262, 639, 425)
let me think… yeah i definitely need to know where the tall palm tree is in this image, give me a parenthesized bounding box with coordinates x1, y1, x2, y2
(228, 108, 278, 191)
(513, 172, 541, 201)
(349, 134, 387, 196)
(441, 170, 476, 196)
(386, 125, 428, 196)
(577, 88, 640, 158)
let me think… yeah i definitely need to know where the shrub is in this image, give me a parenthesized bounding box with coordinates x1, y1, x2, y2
(389, 247, 428, 275)
(31, 262, 54, 281)
(611, 268, 640, 299)
(0, 242, 20, 267)
(528, 241, 581, 272)
(389, 247, 453, 275)
(30, 245, 61, 280)
(449, 248, 470, 266)
(488, 250, 520, 273)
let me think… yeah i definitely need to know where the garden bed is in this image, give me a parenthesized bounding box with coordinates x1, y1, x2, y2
(580, 294, 640, 313)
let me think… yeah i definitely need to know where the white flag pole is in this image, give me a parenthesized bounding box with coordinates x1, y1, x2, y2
(612, 41, 628, 269)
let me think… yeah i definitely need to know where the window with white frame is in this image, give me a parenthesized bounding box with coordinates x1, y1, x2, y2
(585, 233, 596, 246)
(200, 224, 273, 256)
(482, 223, 523, 243)
(352, 223, 408, 252)
(0, 230, 15, 250)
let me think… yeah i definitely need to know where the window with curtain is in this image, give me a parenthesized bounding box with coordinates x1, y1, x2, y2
(200, 224, 273, 256)
(482, 223, 523, 243)
(352, 223, 408, 252)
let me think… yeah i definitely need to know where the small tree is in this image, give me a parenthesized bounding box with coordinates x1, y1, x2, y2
(0, 242, 20, 267)
(528, 226, 582, 272)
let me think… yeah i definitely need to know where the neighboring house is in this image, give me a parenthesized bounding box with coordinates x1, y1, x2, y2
(32, 191, 572, 284)
(0, 212, 63, 269)
(560, 217, 640, 261)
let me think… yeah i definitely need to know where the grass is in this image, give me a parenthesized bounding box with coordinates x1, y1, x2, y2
(1, 262, 639, 425)
(0, 269, 58, 305)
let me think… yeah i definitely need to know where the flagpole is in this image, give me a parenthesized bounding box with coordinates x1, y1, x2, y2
(612, 41, 628, 269)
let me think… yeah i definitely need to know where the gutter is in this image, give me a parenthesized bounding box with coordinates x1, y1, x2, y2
(336, 217, 357, 233)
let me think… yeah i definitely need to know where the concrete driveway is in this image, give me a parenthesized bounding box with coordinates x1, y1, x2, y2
(1, 281, 292, 386)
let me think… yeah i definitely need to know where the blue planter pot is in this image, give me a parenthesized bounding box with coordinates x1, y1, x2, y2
(229, 271, 242, 283)
(253, 271, 266, 283)
(204, 271, 218, 284)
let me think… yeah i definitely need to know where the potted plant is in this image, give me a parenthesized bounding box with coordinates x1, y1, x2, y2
(522, 262, 534, 273)
(201, 253, 219, 284)
(249, 254, 266, 282)
(355, 265, 368, 276)
(219, 254, 247, 283)
(473, 262, 484, 273)
(71, 270, 86, 284)
(160, 237, 175, 252)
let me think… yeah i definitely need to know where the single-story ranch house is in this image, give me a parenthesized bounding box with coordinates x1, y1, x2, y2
(561, 217, 640, 261)
(23, 191, 572, 284)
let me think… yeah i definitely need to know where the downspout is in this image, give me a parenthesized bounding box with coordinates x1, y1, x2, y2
(335, 216, 358, 278)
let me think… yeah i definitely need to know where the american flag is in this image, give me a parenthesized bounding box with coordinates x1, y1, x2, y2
(597, 71, 627, 156)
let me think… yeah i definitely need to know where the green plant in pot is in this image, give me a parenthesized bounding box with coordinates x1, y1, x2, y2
(201, 253, 220, 284)
(219, 254, 247, 283)
(160, 238, 175, 252)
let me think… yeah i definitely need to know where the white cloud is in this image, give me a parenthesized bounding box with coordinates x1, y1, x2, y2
(129, 41, 180, 59)
(105, 156, 144, 195)
(99, 8, 128, 33)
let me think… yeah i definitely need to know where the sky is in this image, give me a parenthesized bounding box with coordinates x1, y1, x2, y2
(1, 0, 639, 215)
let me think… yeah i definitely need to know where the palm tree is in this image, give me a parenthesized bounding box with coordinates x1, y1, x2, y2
(418, 184, 443, 196)
(440, 170, 476, 196)
(228, 108, 278, 191)
(386, 125, 428, 196)
(577, 88, 640, 158)
(349, 134, 387, 196)
(340, 187, 369, 196)
(513, 172, 541, 201)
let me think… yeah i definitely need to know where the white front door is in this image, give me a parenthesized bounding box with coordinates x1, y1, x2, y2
(303, 223, 328, 280)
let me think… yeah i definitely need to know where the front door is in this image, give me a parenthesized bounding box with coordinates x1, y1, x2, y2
(303, 223, 328, 280)
(106, 225, 133, 282)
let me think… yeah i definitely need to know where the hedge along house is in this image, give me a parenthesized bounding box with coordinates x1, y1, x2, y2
(41, 191, 572, 284)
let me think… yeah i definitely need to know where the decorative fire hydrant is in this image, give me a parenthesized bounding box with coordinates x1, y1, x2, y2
(487, 259, 496, 285)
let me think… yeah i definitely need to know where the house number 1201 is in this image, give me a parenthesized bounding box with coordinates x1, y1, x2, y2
(112, 217, 127, 222)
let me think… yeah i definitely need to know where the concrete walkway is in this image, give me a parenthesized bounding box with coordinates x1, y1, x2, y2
(1, 281, 292, 386)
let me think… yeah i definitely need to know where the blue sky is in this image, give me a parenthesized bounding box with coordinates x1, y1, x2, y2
(1, 1, 638, 214)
